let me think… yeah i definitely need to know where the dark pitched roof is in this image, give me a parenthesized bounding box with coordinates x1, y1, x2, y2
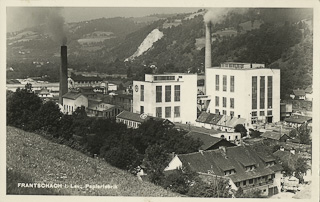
(304, 87, 312, 94)
(196, 112, 223, 125)
(292, 90, 306, 96)
(261, 131, 290, 141)
(116, 111, 163, 123)
(62, 91, 84, 100)
(177, 146, 280, 183)
(186, 131, 228, 150)
(284, 115, 312, 124)
(174, 122, 221, 135)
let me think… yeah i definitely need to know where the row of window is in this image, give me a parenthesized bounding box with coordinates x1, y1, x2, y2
(252, 76, 273, 110)
(215, 75, 234, 92)
(251, 110, 272, 117)
(215, 96, 234, 108)
(156, 85, 180, 103)
(156, 106, 180, 118)
(215, 109, 235, 117)
(118, 119, 140, 128)
(235, 174, 275, 187)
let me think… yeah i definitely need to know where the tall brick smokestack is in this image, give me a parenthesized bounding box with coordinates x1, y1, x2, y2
(59, 45, 68, 105)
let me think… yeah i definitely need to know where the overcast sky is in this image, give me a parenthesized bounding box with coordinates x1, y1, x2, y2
(6, 7, 201, 32)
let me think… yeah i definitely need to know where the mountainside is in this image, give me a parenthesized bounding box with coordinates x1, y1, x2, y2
(6, 126, 179, 196)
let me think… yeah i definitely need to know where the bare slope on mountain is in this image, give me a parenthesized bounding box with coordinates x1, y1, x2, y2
(6, 126, 179, 196)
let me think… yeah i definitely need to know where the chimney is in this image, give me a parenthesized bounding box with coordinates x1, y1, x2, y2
(204, 22, 212, 94)
(59, 45, 68, 105)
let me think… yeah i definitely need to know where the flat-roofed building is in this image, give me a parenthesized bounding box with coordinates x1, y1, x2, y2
(133, 73, 197, 124)
(206, 62, 280, 126)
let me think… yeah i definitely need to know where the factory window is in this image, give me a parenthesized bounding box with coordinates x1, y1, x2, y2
(156, 107, 162, 118)
(215, 109, 219, 114)
(174, 85, 180, 101)
(268, 76, 273, 109)
(223, 97, 227, 108)
(230, 111, 234, 117)
(174, 106, 180, 118)
(223, 75, 227, 91)
(260, 76, 265, 109)
(267, 110, 272, 115)
(230, 76, 234, 92)
(156, 86, 162, 103)
(165, 85, 171, 102)
(249, 179, 253, 184)
(252, 111, 257, 117)
(252, 76, 257, 110)
(140, 106, 144, 114)
(140, 85, 144, 101)
(243, 180, 247, 186)
(223, 110, 226, 115)
(230, 98, 234, 109)
(215, 96, 219, 107)
(215, 75, 219, 91)
(260, 111, 265, 116)
(165, 107, 171, 118)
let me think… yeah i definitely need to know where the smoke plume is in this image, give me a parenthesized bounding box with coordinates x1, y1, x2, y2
(46, 9, 67, 45)
(203, 8, 248, 24)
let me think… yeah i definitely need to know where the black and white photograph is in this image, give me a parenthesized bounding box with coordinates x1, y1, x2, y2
(1, 0, 319, 201)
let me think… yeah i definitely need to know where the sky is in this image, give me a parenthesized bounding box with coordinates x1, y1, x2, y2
(6, 7, 201, 32)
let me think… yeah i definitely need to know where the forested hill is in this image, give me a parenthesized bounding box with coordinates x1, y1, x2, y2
(7, 8, 312, 98)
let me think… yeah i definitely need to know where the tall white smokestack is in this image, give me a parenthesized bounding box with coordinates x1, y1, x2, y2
(205, 22, 212, 69)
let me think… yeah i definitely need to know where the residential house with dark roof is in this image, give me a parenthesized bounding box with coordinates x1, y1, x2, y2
(261, 131, 291, 142)
(186, 131, 236, 151)
(304, 87, 313, 101)
(116, 111, 173, 129)
(68, 75, 107, 94)
(165, 146, 283, 196)
(284, 115, 312, 128)
(87, 100, 121, 119)
(62, 91, 88, 115)
(290, 89, 306, 100)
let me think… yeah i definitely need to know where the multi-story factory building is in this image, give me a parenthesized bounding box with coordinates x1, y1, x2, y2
(206, 62, 280, 125)
(133, 73, 197, 124)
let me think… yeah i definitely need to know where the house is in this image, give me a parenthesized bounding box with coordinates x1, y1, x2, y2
(186, 131, 236, 151)
(284, 115, 312, 128)
(68, 75, 106, 93)
(116, 111, 173, 129)
(165, 145, 283, 196)
(112, 94, 133, 112)
(304, 87, 313, 101)
(261, 131, 291, 142)
(290, 89, 306, 100)
(195, 111, 223, 129)
(62, 91, 88, 115)
(123, 81, 133, 94)
(35, 87, 53, 98)
(280, 103, 293, 121)
(211, 132, 242, 145)
(86, 100, 121, 119)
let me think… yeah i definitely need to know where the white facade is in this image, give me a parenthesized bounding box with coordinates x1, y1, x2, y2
(62, 94, 88, 115)
(206, 63, 280, 126)
(133, 73, 197, 124)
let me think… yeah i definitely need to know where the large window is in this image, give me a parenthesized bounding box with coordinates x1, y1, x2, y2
(140, 106, 144, 114)
(252, 76, 257, 110)
(165, 85, 171, 102)
(230, 76, 234, 92)
(230, 98, 234, 109)
(156, 86, 162, 103)
(156, 107, 162, 118)
(223, 97, 227, 108)
(165, 107, 171, 118)
(215, 96, 219, 107)
(215, 75, 219, 91)
(215, 109, 219, 114)
(140, 85, 144, 101)
(260, 76, 265, 109)
(174, 85, 180, 101)
(223, 75, 227, 91)
(268, 76, 272, 109)
(174, 106, 180, 118)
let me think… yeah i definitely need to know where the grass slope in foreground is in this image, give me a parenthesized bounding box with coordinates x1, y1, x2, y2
(6, 126, 179, 196)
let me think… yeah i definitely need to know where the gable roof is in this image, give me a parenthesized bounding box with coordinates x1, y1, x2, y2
(304, 87, 312, 94)
(284, 115, 312, 124)
(261, 131, 290, 141)
(116, 111, 164, 123)
(62, 91, 85, 100)
(196, 112, 223, 125)
(292, 90, 306, 96)
(176, 146, 281, 183)
(186, 131, 235, 150)
(71, 75, 103, 82)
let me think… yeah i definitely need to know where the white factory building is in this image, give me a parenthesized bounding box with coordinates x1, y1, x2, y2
(133, 73, 197, 124)
(206, 62, 280, 125)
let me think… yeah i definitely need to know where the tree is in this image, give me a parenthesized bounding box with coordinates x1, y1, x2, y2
(296, 123, 311, 145)
(234, 124, 247, 137)
(7, 88, 42, 131)
(37, 101, 62, 133)
(235, 187, 265, 198)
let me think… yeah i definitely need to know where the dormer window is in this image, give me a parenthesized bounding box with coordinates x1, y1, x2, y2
(266, 161, 275, 167)
(246, 165, 256, 171)
(224, 169, 236, 176)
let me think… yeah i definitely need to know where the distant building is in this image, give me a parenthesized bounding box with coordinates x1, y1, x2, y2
(68, 75, 106, 93)
(116, 111, 173, 129)
(133, 73, 197, 124)
(261, 131, 291, 142)
(113, 94, 133, 112)
(62, 91, 88, 115)
(280, 103, 293, 121)
(284, 115, 312, 128)
(290, 89, 306, 100)
(165, 145, 283, 196)
(304, 87, 313, 101)
(206, 62, 280, 126)
(86, 100, 121, 119)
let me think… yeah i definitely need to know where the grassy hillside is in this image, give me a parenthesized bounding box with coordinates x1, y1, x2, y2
(6, 126, 179, 196)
